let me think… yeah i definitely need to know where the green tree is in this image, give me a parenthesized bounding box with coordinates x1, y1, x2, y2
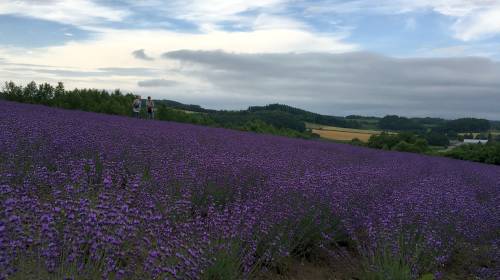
(23, 81, 38, 102)
(379, 115, 422, 131)
(36, 83, 54, 104)
(444, 118, 490, 133)
(425, 132, 450, 147)
(368, 132, 429, 153)
(445, 143, 500, 165)
(1, 81, 23, 101)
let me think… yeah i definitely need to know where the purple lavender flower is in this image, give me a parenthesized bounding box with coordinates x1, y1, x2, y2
(0, 101, 498, 279)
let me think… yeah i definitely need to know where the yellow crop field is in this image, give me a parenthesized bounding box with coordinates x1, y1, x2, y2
(306, 122, 386, 142)
(305, 123, 380, 133)
(312, 129, 377, 142)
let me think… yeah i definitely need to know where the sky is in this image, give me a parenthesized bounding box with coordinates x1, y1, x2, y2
(0, 0, 499, 119)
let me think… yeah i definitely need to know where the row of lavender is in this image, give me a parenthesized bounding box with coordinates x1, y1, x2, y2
(0, 101, 499, 279)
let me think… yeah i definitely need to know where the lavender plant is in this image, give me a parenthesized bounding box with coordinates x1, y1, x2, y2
(0, 101, 498, 279)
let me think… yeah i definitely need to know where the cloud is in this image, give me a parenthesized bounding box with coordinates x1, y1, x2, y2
(111, 1, 500, 41)
(0, 0, 128, 27)
(3, 0, 499, 43)
(252, 13, 308, 31)
(132, 49, 154, 61)
(1, 0, 498, 119)
(162, 50, 500, 119)
(417, 43, 500, 59)
(300, 0, 500, 41)
(452, 8, 500, 41)
(98, 67, 157, 76)
(0, 26, 357, 72)
(160, 0, 286, 23)
(1, 65, 157, 78)
(138, 79, 178, 87)
(0, 24, 357, 97)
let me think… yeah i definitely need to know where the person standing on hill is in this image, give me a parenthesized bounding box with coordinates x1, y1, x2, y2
(132, 95, 141, 118)
(146, 96, 155, 120)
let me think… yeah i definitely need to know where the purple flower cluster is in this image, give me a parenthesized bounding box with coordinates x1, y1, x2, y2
(0, 101, 499, 279)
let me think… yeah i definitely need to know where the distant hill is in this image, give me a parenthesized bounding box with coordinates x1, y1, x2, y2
(247, 104, 361, 128)
(154, 101, 363, 132)
(154, 99, 216, 113)
(490, 120, 500, 130)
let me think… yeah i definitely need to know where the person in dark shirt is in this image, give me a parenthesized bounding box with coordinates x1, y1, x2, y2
(146, 96, 154, 120)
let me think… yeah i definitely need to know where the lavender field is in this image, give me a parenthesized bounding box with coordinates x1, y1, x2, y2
(0, 101, 499, 279)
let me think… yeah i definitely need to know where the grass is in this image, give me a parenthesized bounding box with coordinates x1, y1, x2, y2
(202, 245, 242, 280)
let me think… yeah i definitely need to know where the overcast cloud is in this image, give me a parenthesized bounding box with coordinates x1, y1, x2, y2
(138, 79, 178, 87)
(163, 50, 500, 119)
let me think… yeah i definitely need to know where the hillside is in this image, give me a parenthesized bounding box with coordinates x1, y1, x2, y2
(2, 81, 499, 165)
(2, 81, 496, 133)
(1, 101, 499, 279)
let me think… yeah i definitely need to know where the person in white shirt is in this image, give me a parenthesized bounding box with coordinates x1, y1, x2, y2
(132, 96, 141, 118)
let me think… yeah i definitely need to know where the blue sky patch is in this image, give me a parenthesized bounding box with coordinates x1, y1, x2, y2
(0, 15, 92, 48)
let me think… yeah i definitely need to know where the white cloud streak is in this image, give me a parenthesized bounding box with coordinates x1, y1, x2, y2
(0, 0, 128, 27)
(302, 0, 500, 41)
(1, 0, 499, 41)
(161, 0, 287, 22)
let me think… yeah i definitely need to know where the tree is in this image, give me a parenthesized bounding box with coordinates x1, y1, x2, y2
(425, 132, 450, 147)
(445, 143, 500, 165)
(23, 81, 38, 102)
(1, 81, 23, 101)
(368, 132, 401, 150)
(55, 82, 65, 97)
(444, 118, 490, 133)
(414, 138, 429, 151)
(379, 115, 422, 131)
(368, 132, 429, 153)
(447, 130, 458, 140)
(36, 83, 54, 104)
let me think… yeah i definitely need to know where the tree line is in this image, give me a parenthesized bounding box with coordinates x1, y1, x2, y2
(1, 81, 136, 116)
(356, 131, 500, 165)
(444, 142, 500, 165)
(0, 81, 317, 139)
(378, 115, 491, 133)
(363, 132, 430, 153)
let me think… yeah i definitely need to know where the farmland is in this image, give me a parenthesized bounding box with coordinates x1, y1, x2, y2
(306, 123, 384, 142)
(1, 101, 499, 279)
(312, 129, 375, 142)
